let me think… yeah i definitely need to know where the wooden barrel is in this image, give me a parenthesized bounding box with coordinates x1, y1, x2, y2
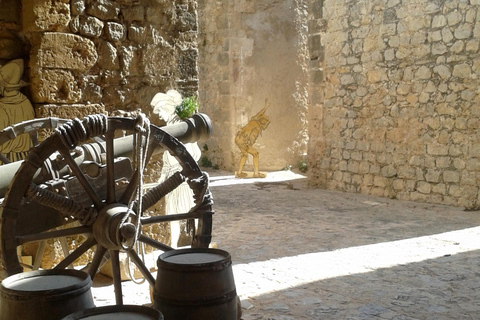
(0, 269, 95, 320)
(153, 248, 238, 320)
(61, 305, 163, 320)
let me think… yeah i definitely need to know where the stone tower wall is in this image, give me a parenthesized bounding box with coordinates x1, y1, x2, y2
(197, 0, 310, 172)
(308, 0, 480, 208)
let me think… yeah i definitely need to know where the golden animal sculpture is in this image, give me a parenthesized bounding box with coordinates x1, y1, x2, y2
(235, 99, 271, 178)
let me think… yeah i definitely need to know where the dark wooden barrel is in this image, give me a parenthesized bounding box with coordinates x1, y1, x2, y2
(153, 248, 238, 320)
(0, 269, 95, 320)
(61, 305, 163, 320)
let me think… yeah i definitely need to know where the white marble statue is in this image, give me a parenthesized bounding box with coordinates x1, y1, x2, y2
(151, 89, 201, 248)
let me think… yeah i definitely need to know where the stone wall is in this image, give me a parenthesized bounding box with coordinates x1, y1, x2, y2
(197, 0, 309, 172)
(308, 0, 480, 208)
(22, 0, 199, 127)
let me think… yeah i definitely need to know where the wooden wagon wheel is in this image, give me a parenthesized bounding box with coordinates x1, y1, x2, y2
(0, 114, 213, 305)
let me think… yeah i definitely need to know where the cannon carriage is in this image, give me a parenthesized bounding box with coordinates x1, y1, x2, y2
(0, 113, 214, 306)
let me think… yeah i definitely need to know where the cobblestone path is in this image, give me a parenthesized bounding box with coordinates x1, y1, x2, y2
(93, 170, 480, 319)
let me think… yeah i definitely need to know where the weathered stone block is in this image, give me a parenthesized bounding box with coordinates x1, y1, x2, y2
(448, 185, 463, 197)
(77, 15, 104, 38)
(426, 169, 441, 183)
(432, 183, 446, 195)
(415, 66, 431, 80)
(466, 39, 479, 52)
(98, 41, 119, 70)
(106, 22, 126, 42)
(447, 11, 462, 26)
(461, 172, 476, 186)
(452, 63, 471, 78)
(83, 82, 103, 103)
(454, 24, 473, 40)
(442, 27, 454, 43)
(22, 0, 70, 32)
(30, 68, 82, 103)
(33, 32, 97, 71)
(432, 15, 447, 28)
(416, 181, 432, 194)
(120, 45, 141, 76)
(142, 44, 176, 81)
(177, 10, 197, 32)
(433, 65, 451, 79)
(128, 25, 151, 44)
(443, 171, 460, 183)
(396, 84, 411, 95)
(381, 165, 397, 178)
(427, 143, 449, 156)
(103, 86, 131, 107)
(86, 0, 120, 21)
(71, 0, 86, 15)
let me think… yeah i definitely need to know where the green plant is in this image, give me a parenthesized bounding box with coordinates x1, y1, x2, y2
(200, 157, 212, 167)
(176, 96, 199, 119)
(299, 160, 308, 173)
(203, 144, 209, 151)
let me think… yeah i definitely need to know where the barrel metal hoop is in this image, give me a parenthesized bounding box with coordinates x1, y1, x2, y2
(156, 288, 237, 307)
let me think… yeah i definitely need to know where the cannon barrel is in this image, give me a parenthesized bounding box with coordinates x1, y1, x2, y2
(0, 113, 212, 198)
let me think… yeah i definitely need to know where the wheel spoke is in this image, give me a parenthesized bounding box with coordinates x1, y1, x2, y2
(33, 240, 47, 270)
(57, 144, 103, 209)
(87, 245, 107, 280)
(141, 212, 202, 225)
(110, 250, 124, 305)
(126, 249, 156, 287)
(54, 236, 97, 269)
(118, 169, 139, 205)
(138, 234, 173, 252)
(59, 237, 73, 269)
(106, 130, 116, 204)
(17, 226, 91, 245)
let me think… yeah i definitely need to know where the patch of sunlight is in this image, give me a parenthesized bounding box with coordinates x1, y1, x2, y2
(209, 170, 306, 187)
(232, 226, 480, 299)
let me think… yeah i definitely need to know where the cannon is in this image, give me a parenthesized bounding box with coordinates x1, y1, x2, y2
(0, 113, 214, 305)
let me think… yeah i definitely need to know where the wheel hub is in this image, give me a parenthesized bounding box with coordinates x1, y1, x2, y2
(92, 204, 137, 250)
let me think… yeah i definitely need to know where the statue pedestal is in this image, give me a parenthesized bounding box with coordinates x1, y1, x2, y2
(235, 171, 268, 178)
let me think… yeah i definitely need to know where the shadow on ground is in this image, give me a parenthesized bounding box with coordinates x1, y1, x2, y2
(238, 249, 480, 320)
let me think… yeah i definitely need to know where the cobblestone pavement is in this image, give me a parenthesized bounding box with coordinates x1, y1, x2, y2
(92, 170, 480, 319)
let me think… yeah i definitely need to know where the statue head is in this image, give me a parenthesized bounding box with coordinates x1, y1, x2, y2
(151, 89, 183, 124)
(0, 59, 28, 95)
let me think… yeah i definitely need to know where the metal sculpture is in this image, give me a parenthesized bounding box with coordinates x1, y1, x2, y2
(0, 113, 213, 306)
(235, 99, 271, 178)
